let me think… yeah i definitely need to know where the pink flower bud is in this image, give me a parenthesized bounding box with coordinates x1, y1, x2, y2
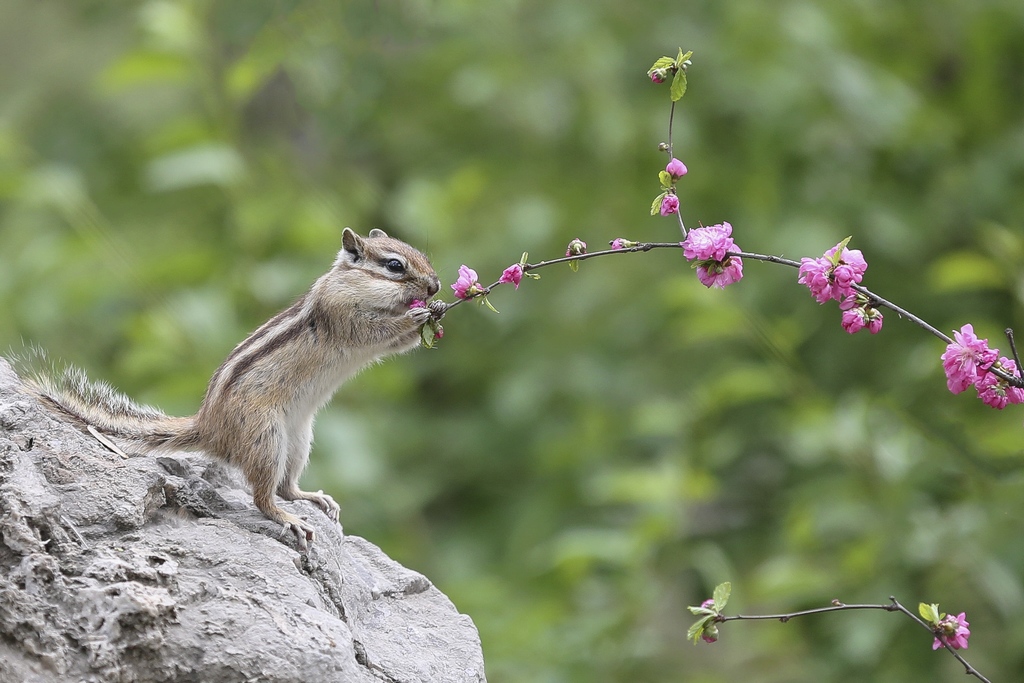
(665, 157, 688, 179)
(649, 68, 668, 84)
(498, 263, 524, 289)
(659, 194, 679, 216)
(409, 299, 426, 309)
(566, 238, 588, 257)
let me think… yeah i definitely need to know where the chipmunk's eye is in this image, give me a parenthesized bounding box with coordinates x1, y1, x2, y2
(384, 259, 406, 274)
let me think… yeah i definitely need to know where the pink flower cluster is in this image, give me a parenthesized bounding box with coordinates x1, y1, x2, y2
(941, 324, 1024, 408)
(933, 612, 970, 651)
(798, 240, 881, 333)
(681, 222, 743, 289)
(798, 242, 868, 303)
(839, 295, 883, 335)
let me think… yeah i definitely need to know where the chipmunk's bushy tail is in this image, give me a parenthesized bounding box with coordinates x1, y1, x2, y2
(15, 350, 201, 452)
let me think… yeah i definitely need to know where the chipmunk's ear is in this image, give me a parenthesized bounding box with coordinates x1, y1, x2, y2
(368, 228, 388, 238)
(341, 228, 365, 261)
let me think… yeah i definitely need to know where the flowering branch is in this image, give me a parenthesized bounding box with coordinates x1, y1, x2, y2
(688, 584, 991, 683)
(413, 47, 1018, 675)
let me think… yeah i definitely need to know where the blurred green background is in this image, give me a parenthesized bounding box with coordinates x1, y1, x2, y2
(2, 1, 1023, 680)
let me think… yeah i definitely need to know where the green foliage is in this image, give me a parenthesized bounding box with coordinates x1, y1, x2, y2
(2, 1, 1024, 682)
(920, 602, 942, 626)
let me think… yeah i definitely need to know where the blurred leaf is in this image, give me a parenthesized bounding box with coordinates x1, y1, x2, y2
(927, 251, 1005, 293)
(144, 144, 246, 191)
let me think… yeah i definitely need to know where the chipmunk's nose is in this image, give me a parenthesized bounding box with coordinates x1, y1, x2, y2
(426, 276, 440, 297)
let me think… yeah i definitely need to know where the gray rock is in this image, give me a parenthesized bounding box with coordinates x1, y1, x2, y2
(0, 358, 486, 683)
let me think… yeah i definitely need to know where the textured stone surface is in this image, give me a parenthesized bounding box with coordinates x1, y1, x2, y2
(0, 358, 486, 683)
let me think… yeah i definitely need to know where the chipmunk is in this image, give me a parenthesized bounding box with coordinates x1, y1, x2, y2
(21, 228, 441, 549)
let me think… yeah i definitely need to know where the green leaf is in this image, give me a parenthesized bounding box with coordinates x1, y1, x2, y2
(569, 260, 579, 273)
(651, 191, 668, 216)
(670, 69, 687, 101)
(919, 602, 941, 626)
(687, 606, 717, 617)
(713, 582, 731, 611)
(648, 56, 675, 72)
(480, 295, 499, 313)
(675, 49, 693, 68)
(659, 170, 673, 189)
(420, 320, 441, 349)
(686, 615, 713, 645)
(828, 236, 853, 265)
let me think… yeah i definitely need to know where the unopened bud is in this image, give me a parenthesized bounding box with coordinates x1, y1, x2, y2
(566, 238, 588, 257)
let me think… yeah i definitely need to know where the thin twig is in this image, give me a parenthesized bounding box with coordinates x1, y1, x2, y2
(716, 597, 991, 683)
(435, 239, 1024, 387)
(1005, 328, 1021, 374)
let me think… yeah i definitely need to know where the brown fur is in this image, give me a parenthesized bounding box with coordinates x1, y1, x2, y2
(22, 228, 439, 548)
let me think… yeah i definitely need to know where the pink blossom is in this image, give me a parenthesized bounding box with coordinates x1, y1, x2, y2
(666, 158, 688, 179)
(660, 194, 679, 216)
(975, 357, 1024, 409)
(933, 612, 970, 651)
(499, 263, 524, 289)
(610, 238, 636, 251)
(566, 238, 588, 257)
(839, 295, 883, 335)
(841, 306, 867, 334)
(867, 310, 883, 334)
(682, 223, 735, 262)
(797, 256, 833, 303)
(649, 69, 667, 84)
(409, 299, 426, 309)
(798, 241, 868, 303)
(696, 257, 743, 289)
(941, 324, 998, 394)
(682, 223, 743, 289)
(451, 265, 480, 300)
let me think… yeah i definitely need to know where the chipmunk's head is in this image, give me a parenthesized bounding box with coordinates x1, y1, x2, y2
(333, 228, 440, 310)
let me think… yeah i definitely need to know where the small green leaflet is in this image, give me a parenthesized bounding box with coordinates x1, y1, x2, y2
(676, 48, 693, 67)
(651, 191, 668, 216)
(420, 320, 441, 349)
(829, 236, 853, 266)
(687, 615, 715, 645)
(480, 295, 499, 313)
(919, 602, 942, 626)
(713, 582, 731, 611)
(648, 56, 675, 72)
(670, 70, 687, 101)
(659, 170, 673, 189)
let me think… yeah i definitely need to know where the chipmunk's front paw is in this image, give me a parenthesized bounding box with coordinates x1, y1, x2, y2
(407, 305, 433, 326)
(428, 300, 448, 321)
